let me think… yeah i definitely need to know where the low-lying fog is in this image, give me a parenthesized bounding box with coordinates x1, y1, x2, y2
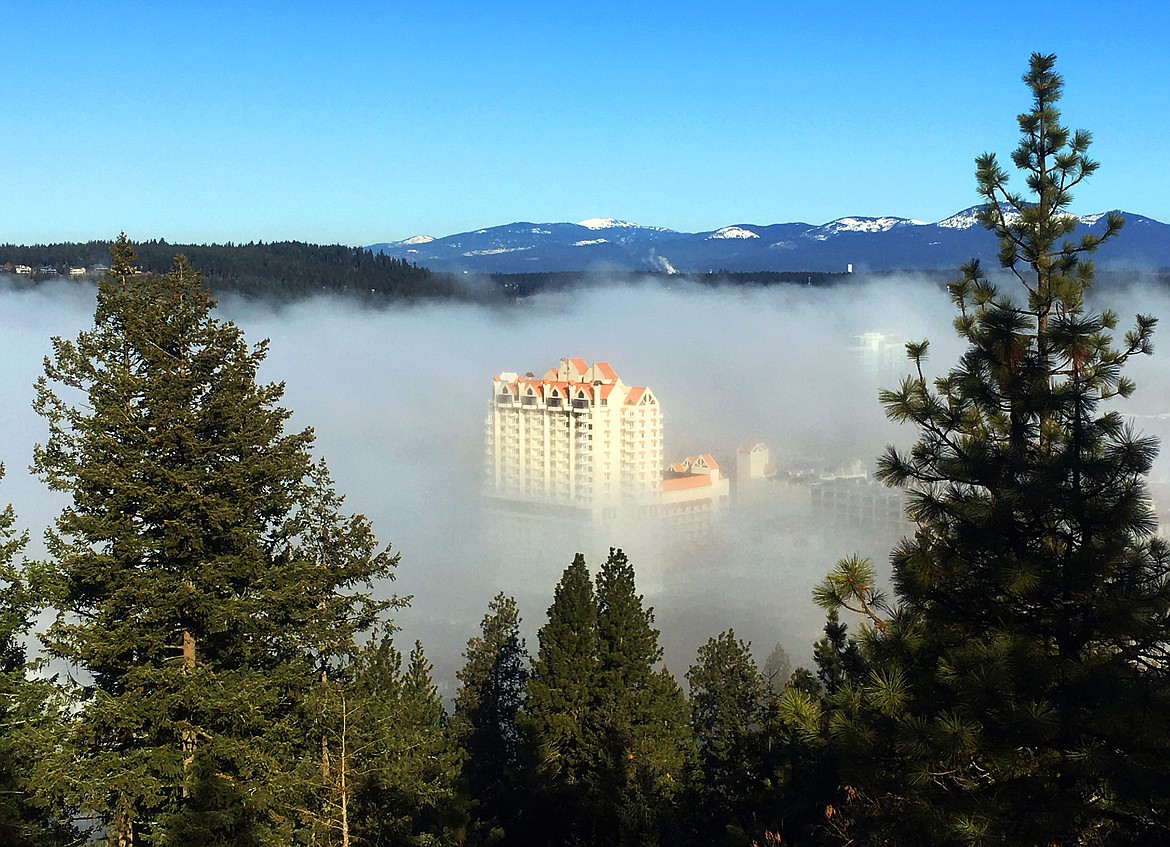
(3, 274, 1169, 690)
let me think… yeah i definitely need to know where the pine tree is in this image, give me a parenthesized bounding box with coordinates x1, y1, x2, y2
(590, 547, 690, 846)
(279, 458, 405, 846)
(760, 642, 792, 695)
(345, 633, 462, 847)
(810, 609, 863, 697)
(685, 630, 769, 844)
(450, 592, 530, 842)
(32, 238, 398, 846)
(0, 467, 74, 846)
(521, 553, 599, 841)
(814, 54, 1170, 846)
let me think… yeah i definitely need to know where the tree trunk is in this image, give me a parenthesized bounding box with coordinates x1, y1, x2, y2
(340, 692, 350, 847)
(181, 628, 197, 799)
(115, 797, 134, 847)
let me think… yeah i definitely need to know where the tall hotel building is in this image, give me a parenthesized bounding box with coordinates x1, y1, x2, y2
(485, 357, 662, 526)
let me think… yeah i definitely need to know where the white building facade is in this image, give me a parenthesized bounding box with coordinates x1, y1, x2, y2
(485, 357, 662, 525)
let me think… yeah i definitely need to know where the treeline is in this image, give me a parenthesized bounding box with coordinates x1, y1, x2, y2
(0, 238, 468, 302)
(1, 241, 862, 305)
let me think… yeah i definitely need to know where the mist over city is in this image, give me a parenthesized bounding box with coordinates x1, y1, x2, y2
(5, 271, 1169, 688)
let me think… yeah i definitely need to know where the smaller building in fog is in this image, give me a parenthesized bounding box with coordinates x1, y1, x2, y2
(851, 331, 905, 380)
(661, 454, 730, 539)
(736, 441, 772, 486)
(809, 463, 905, 535)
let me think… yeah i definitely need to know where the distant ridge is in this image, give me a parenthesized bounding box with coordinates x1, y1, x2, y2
(369, 208, 1170, 274)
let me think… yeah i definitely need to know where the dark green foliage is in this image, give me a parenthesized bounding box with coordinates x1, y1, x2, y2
(683, 628, 845, 847)
(521, 553, 598, 839)
(588, 548, 691, 846)
(518, 551, 691, 846)
(450, 593, 530, 843)
(1, 238, 462, 302)
(815, 54, 1170, 846)
(279, 461, 409, 844)
(812, 609, 864, 697)
(685, 630, 769, 844)
(32, 237, 399, 845)
(344, 633, 462, 847)
(0, 468, 74, 846)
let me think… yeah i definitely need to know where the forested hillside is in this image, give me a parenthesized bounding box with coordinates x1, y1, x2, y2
(0, 239, 465, 301)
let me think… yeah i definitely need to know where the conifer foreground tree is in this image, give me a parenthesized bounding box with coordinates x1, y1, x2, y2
(32, 237, 399, 846)
(339, 634, 461, 847)
(451, 592, 530, 843)
(814, 54, 1170, 845)
(518, 551, 690, 846)
(685, 630, 769, 844)
(522, 553, 599, 840)
(591, 548, 690, 846)
(0, 467, 73, 846)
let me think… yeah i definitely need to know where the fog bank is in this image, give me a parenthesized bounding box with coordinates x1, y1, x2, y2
(3, 273, 1168, 687)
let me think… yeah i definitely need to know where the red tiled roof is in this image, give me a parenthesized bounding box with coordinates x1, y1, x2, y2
(662, 474, 713, 492)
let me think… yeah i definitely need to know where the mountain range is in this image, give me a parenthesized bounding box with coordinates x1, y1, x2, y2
(368, 208, 1170, 274)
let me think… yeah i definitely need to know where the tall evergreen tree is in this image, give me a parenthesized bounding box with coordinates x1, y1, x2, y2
(814, 54, 1170, 846)
(343, 633, 461, 847)
(521, 554, 599, 841)
(590, 548, 690, 846)
(32, 237, 398, 846)
(684, 629, 839, 847)
(282, 459, 406, 846)
(0, 467, 74, 846)
(450, 592, 530, 843)
(685, 630, 769, 845)
(810, 609, 863, 698)
(760, 642, 792, 695)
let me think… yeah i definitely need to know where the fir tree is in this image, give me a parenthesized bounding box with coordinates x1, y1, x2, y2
(685, 630, 769, 844)
(345, 633, 462, 847)
(760, 642, 792, 695)
(810, 609, 863, 697)
(277, 458, 404, 845)
(450, 592, 530, 843)
(521, 553, 599, 841)
(814, 54, 1170, 846)
(590, 548, 690, 846)
(0, 467, 74, 846)
(32, 238, 398, 846)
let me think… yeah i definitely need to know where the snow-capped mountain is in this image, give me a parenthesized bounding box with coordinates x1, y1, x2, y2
(368, 208, 1169, 274)
(576, 217, 671, 231)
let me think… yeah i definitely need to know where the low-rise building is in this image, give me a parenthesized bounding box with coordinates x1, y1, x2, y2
(661, 453, 730, 539)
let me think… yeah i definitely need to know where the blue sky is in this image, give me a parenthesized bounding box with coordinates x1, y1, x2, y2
(3, 1, 1168, 246)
